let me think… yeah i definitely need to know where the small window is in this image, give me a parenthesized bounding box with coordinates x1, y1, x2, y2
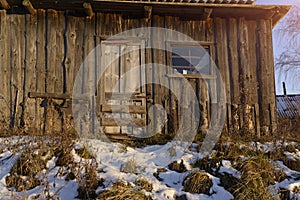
(170, 44, 213, 76)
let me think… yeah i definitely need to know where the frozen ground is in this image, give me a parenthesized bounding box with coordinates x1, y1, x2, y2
(0, 136, 299, 200)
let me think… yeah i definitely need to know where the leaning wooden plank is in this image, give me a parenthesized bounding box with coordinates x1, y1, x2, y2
(0, 0, 10, 9)
(22, 0, 36, 15)
(101, 117, 146, 127)
(83, 2, 93, 18)
(101, 105, 146, 114)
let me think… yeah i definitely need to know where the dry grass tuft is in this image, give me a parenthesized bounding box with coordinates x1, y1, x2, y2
(183, 171, 212, 195)
(97, 181, 152, 200)
(77, 162, 104, 199)
(168, 160, 187, 173)
(5, 147, 49, 192)
(55, 148, 74, 167)
(75, 145, 94, 159)
(233, 155, 276, 200)
(134, 178, 153, 192)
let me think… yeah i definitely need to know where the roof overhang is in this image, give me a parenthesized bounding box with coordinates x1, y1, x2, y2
(0, 0, 291, 27)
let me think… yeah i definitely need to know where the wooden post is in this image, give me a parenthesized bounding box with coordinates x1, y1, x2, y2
(0, 0, 9, 9)
(83, 3, 93, 18)
(282, 82, 287, 96)
(22, 0, 36, 15)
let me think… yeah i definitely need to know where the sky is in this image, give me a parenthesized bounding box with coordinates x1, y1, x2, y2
(257, 0, 300, 94)
(256, 0, 300, 5)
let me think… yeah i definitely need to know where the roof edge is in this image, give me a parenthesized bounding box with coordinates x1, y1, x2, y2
(268, 5, 291, 28)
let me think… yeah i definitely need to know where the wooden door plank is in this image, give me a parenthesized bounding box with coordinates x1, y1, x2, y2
(101, 105, 146, 114)
(101, 117, 146, 127)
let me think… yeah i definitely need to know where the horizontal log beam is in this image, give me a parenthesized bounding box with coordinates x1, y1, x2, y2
(28, 92, 71, 100)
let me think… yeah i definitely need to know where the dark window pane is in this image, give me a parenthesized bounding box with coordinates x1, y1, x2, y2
(172, 57, 191, 67)
(171, 45, 211, 75)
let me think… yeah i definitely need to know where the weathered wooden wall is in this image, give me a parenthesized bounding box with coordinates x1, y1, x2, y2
(0, 9, 276, 137)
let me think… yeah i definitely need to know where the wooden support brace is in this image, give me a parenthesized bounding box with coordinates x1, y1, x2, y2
(22, 0, 36, 15)
(83, 2, 93, 17)
(0, 0, 10, 9)
(202, 8, 213, 20)
(28, 92, 72, 100)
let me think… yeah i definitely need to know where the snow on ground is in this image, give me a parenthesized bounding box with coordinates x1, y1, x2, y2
(0, 136, 299, 199)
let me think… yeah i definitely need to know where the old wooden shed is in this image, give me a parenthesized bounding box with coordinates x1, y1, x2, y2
(0, 0, 290, 140)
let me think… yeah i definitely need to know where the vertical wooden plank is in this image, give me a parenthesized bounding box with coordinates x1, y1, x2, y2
(74, 17, 84, 93)
(55, 11, 65, 94)
(206, 17, 216, 130)
(10, 14, 25, 129)
(227, 18, 240, 132)
(0, 10, 10, 130)
(96, 13, 104, 124)
(36, 10, 46, 133)
(266, 20, 277, 133)
(24, 14, 38, 132)
(257, 19, 275, 135)
(165, 15, 178, 133)
(65, 15, 76, 94)
(46, 10, 57, 94)
(84, 15, 96, 134)
(152, 15, 167, 133)
(227, 18, 240, 104)
(46, 10, 64, 134)
(196, 20, 209, 134)
(247, 20, 258, 105)
(214, 17, 231, 133)
(238, 17, 254, 134)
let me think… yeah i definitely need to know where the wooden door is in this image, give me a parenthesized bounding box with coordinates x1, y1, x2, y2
(99, 40, 147, 140)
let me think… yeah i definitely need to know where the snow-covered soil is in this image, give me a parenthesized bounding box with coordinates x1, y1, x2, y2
(0, 136, 299, 200)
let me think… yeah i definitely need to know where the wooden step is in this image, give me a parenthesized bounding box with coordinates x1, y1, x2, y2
(105, 133, 133, 140)
(101, 105, 146, 114)
(101, 117, 146, 127)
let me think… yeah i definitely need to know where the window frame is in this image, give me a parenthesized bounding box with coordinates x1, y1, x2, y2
(166, 41, 216, 79)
